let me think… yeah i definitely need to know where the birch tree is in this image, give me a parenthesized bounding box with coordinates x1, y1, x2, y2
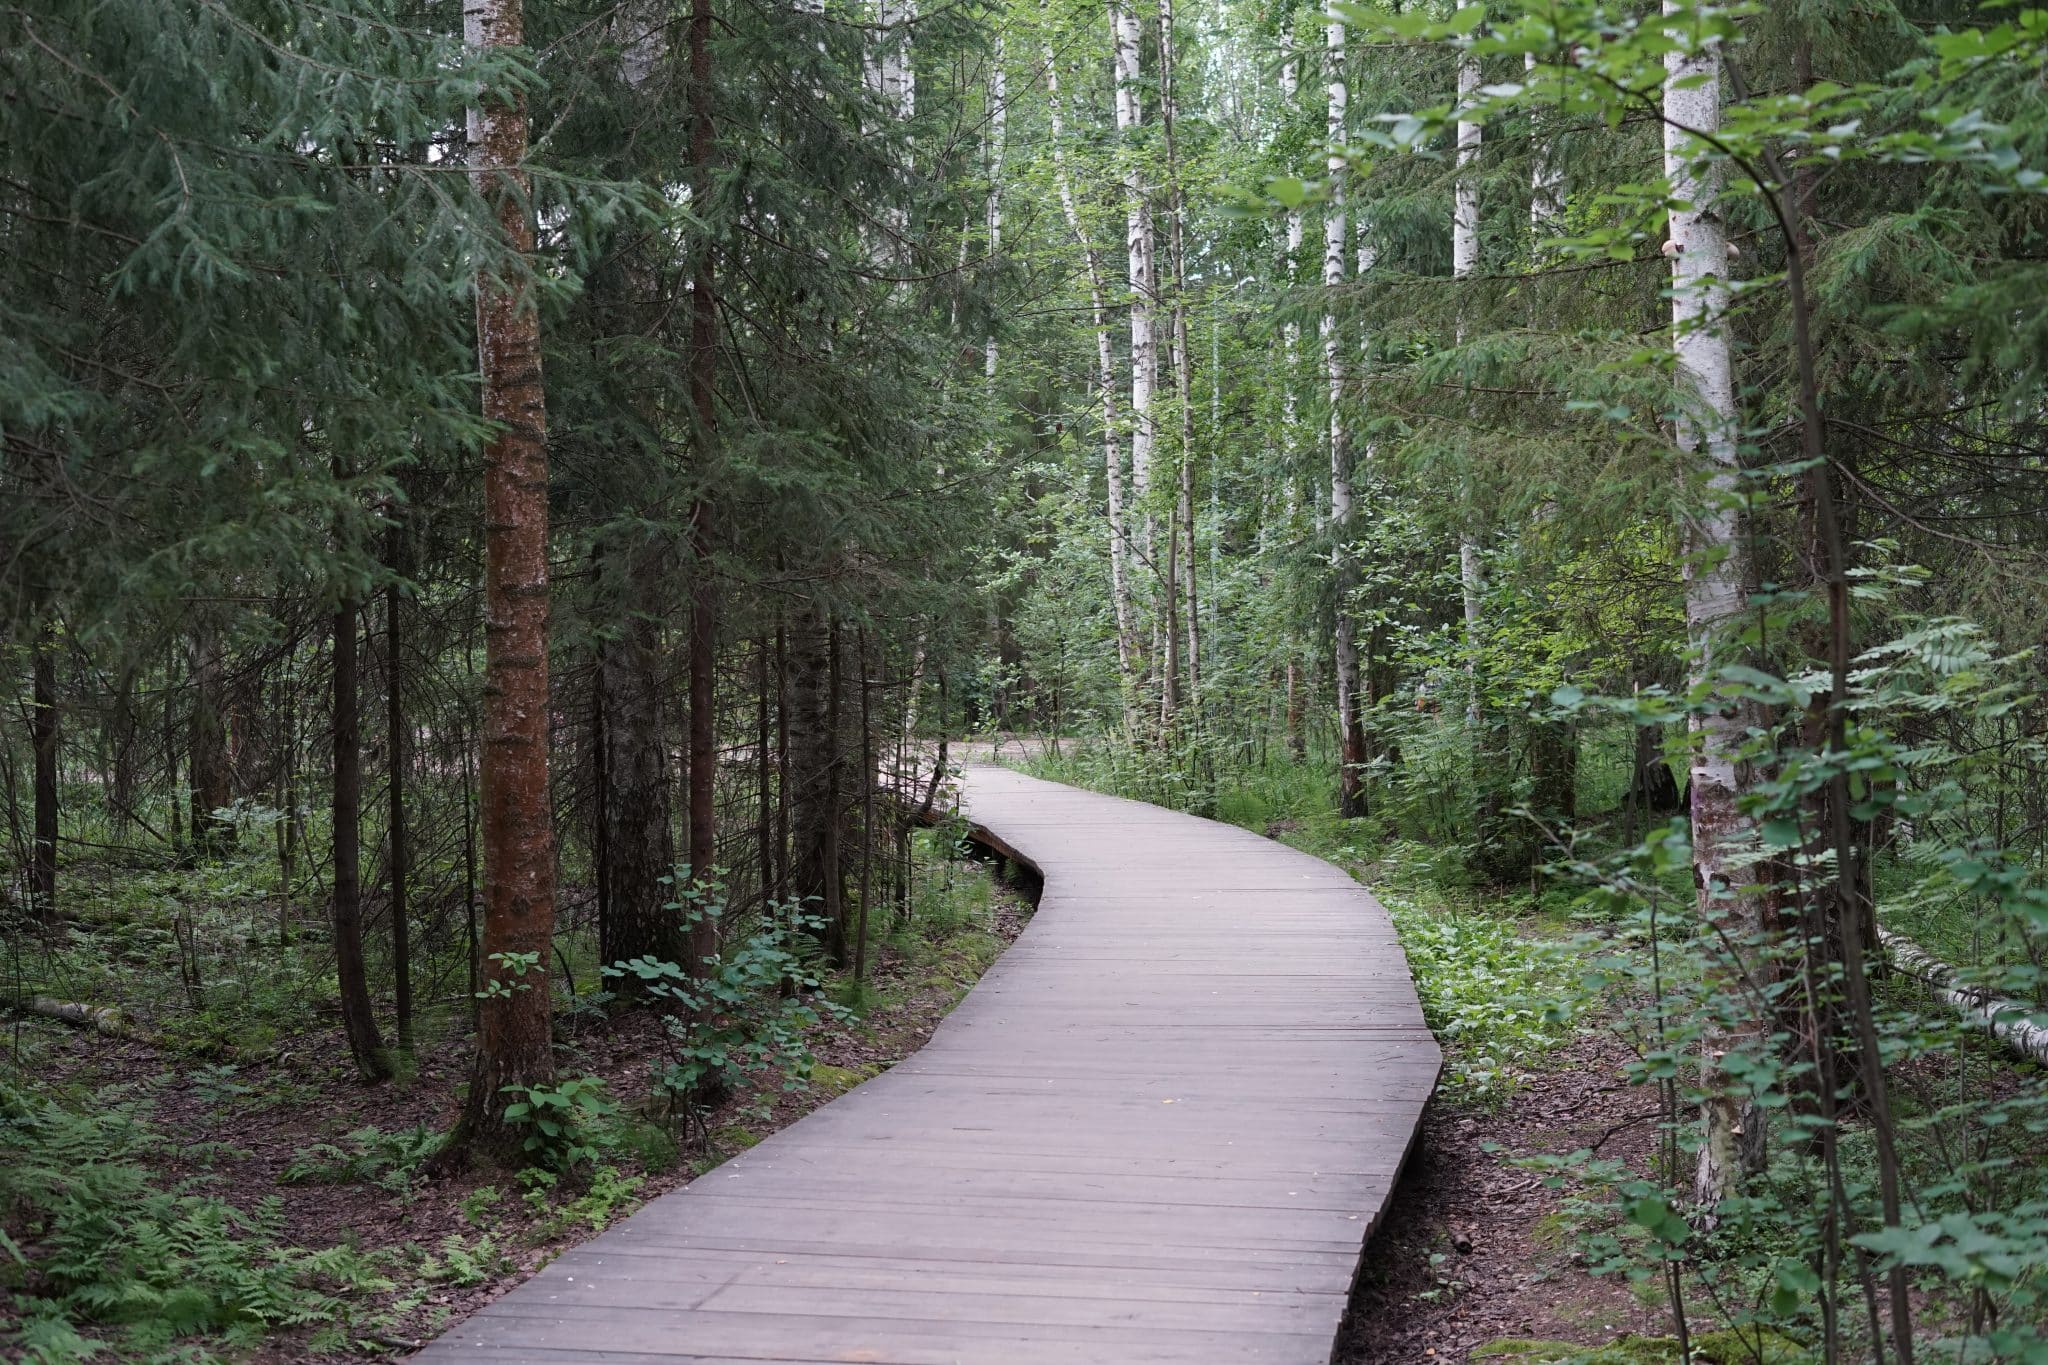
(1160, 0, 1197, 724)
(1112, 0, 1158, 569)
(1046, 43, 1140, 730)
(1454, 52, 1483, 722)
(1324, 16, 1366, 817)
(1280, 54, 1306, 762)
(1661, 2, 1765, 1209)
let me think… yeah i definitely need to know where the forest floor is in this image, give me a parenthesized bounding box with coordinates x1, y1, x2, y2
(1337, 1026, 1671, 1363)
(8, 858, 1035, 1363)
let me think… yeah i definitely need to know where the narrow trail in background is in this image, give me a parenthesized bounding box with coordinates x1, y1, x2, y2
(415, 762, 1439, 1364)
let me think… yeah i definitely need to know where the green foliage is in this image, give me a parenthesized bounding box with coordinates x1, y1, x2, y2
(282, 1123, 442, 1196)
(603, 897, 851, 1137)
(1381, 890, 1584, 1103)
(0, 1081, 390, 1361)
(516, 1165, 645, 1243)
(499, 1075, 621, 1173)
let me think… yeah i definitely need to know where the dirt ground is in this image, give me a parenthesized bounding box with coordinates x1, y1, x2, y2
(1339, 1027, 1669, 1363)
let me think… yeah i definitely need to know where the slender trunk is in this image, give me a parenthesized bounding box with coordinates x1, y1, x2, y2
(685, 0, 720, 990)
(1760, 43, 1914, 1354)
(109, 666, 136, 843)
(822, 625, 846, 963)
(446, 0, 557, 1165)
(775, 621, 791, 905)
(985, 36, 1006, 385)
(1455, 52, 1484, 718)
(855, 630, 875, 985)
(31, 623, 58, 918)
(331, 601, 391, 1082)
(1161, 0, 1198, 725)
(1045, 48, 1138, 729)
(1112, 0, 1158, 574)
(594, 545, 677, 972)
(1662, 6, 1766, 1212)
(189, 622, 234, 853)
(757, 637, 775, 912)
(1324, 18, 1365, 818)
(1285, 659, 1305, 762)
(386, 527, 413, 1052)
(1280, 55, 1307, 762)
(788, 611, 843, 960)
(605, 0, 687, 981)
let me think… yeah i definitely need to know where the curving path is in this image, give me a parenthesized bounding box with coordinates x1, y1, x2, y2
(415, 762, 1439, 1364)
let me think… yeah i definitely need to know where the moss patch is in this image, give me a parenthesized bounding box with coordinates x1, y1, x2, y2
(807, 1063, 874, 1097)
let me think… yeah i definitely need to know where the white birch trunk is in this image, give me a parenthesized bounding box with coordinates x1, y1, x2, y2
(1663, 2, 1762, 1211)
(1160, 0, 1196, 721)
(1281, 59, 1303, 515)
(1112, 0, 1157, 562)
(1324, 16, 1365, 815)
(1526, 51, 1565, 248)
(1454, 53, 1484, 722)
(985, 36, 1005, 381)
(1046, 47, 1139, 731)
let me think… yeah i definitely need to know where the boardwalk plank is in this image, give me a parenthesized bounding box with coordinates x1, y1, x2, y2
(413, 762, 1438, 1364)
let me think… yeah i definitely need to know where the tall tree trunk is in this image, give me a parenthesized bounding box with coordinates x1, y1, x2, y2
(1324, 17, 1365, 818)
(985, 36, 1006, 387)
(1045, 48, 1138, 731)
(109, 664, 136, 842)
(1111, 0, 1157, 574)
(595, 547, 677, 972)
(855, 629, 876, 985)
(1280, 55, 1306, 767)
(1662, 8, 1764, 1210)
(387, 525, 414, 1052)
(331, 601, 391, 1082)
(1160, 0, 1198, 727)
(1454, 53, 1512, 868)
(1454, 51, 1484, 714)
(188, 621, 234, 853)
(601, 0, 689, 981)
(684, 0, 720, 992)
(757, 636, 775, 912)
(31, 621, 58, 919)
(788, 610, 845, 961)
(446, 0, 557, 1165)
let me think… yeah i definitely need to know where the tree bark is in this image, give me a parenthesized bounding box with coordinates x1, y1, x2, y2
(331, 601, 392, 1082)
(1111, 0, 1157, 571)
(445, 0, 558, 1166)
(1324, 17, 1366, 818)
(387, 525, 414, 1052)
(1160, 0, 1198, 727)
(684, 0, 720, 991)
(788, 610, 845, 961)
(1662, 9, 1765, 1210)
(1044, 49, 1138, 731)
(188, 621, 235, 853)
(594, 546, 677, 972)
(31, 622, 58, 918)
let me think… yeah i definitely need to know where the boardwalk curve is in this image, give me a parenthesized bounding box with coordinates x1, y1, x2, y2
(416, 762, 1440, 1364)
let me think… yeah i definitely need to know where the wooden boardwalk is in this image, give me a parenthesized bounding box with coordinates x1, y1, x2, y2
(415, 763, 1439, 1364)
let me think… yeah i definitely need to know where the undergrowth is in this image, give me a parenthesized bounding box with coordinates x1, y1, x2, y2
(1, 1080, 394, 1362)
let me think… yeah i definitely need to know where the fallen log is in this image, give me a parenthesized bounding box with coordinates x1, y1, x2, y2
(1880, 928, 2048, 1066)
(9, 996, 146, 1042)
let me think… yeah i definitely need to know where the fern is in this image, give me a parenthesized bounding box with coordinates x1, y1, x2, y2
(1, 1081, 390, 1359)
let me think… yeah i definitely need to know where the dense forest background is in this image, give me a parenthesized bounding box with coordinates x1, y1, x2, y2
(7, 0, 2048, 1359)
